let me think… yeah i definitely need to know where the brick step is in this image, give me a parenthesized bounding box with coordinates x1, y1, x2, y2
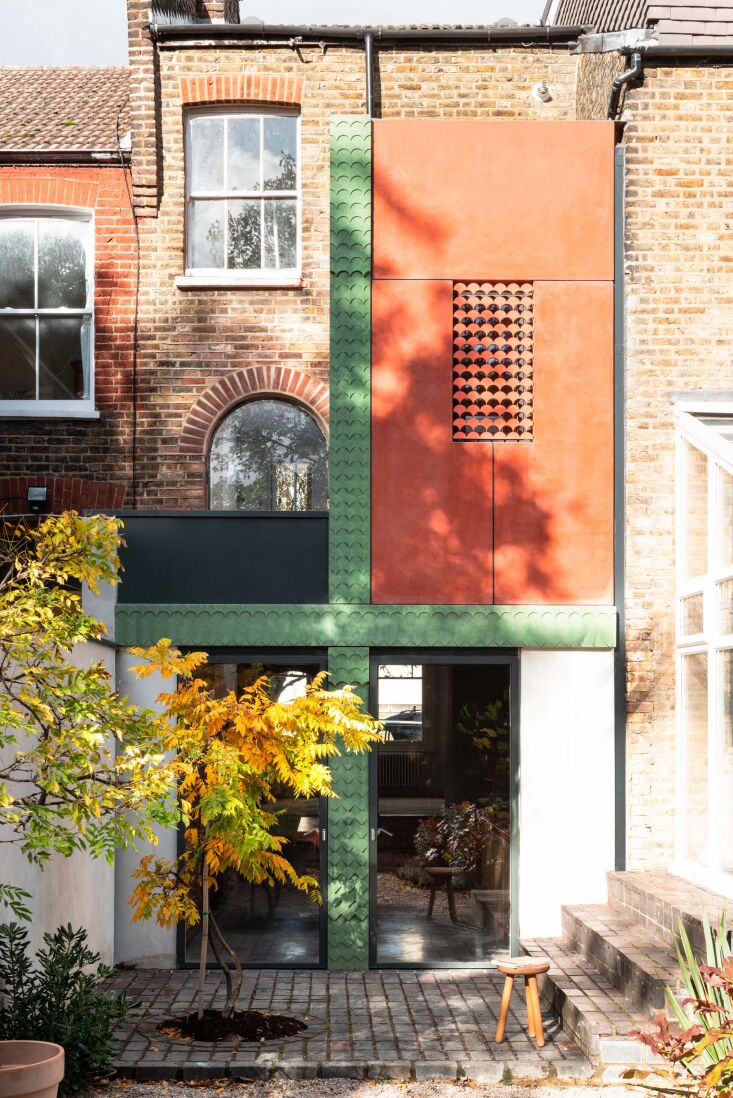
(562, 904, 681, 1013)
(607, 870, 732, 960)
(521, 936, 659, 1068)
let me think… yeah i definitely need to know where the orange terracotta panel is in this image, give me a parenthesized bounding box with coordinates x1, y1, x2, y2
(371, 279, 493, 605)
(373, 120, 615, 283)
(493, 281, 614, 605)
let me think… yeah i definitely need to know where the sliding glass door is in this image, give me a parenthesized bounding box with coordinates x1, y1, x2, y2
(371, 655, 516, 967)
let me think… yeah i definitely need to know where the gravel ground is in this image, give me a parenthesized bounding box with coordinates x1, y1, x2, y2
(86, 1082, 635, 1098)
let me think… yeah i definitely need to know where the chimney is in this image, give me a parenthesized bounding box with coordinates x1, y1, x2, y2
(127, 0, 161, 215)
(196, 0, 240, 20)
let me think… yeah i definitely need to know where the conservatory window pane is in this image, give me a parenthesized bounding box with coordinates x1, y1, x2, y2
(681, 593, 704, 636)
(190, 200, 225, 269)
(720, 579, 733, 635)
(719, 651, 733, 874)
(38, 317, 90, 400)
(682, 651, 709, 865)
(263, 115, 297, 190)
(721, 469, 733, 570)
(228, 200, 261, 270)
(684, 441, 708, 580)
(227, 117, 260, 192)
(264, 200, 297, 269)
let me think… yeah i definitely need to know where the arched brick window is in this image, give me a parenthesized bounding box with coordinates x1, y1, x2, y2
(209, 398, 328, 511)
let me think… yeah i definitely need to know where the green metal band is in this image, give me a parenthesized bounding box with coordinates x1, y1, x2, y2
(115, 603, 617, 649)
(326, 646, 370, 970)
(329, 117, 372, 605)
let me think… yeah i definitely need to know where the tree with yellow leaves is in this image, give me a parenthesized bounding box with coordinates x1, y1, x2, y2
(129, 641, 382, 1022)
(0, 513, 176, 921)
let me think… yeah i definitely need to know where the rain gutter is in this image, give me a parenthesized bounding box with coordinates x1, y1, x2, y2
(150, 22, 587, 43)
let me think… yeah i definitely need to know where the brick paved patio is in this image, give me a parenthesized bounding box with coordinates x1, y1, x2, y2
(106, 968, 594, 1083)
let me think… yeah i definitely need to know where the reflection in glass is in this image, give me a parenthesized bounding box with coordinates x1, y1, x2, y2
(685, 441, 708, 579)
(263, 116, 297, 190)
(264, 200, 297, 269)
(184, 661, 322, 966)
(37, 220, 87, 309)
(720, 651, 733, 873)
(38, 317, 89, 400)
(228, 200, 261, 269)
(0, 316, 36, 399)
(189, 115, 225, 192)
(682, 652, 708, 864)
(190, 200, 225, 268)
(227, 116, 260, 191)
(0, 220, 34, 308)
(209, 399, 328, 511)
(376, 663, 511, 964)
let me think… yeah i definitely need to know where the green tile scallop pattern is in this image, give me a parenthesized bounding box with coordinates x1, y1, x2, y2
(326, 646, 371, 970)
(329, 117, 371, 605)
(115, 603, 617, 650)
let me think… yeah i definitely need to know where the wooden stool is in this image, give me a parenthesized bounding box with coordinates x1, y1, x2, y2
(426, 866, 464, 924)
(495, 958, 550, 1047)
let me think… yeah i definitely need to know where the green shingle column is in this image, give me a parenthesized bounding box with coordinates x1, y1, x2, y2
(326, 646, 371, 970)
(329, 116, 372, 606)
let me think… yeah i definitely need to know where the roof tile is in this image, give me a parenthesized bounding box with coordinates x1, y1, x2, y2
(0, 67, 130, 151)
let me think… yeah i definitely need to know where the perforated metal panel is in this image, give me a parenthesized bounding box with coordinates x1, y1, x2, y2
(452, 281, 534, 441)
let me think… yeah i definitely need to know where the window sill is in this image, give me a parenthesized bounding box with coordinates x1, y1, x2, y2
(175, 274, 303, 291)
(0, 402, 100, 420)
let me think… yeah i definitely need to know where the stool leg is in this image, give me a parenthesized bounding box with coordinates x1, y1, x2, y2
(495, 974, 514, 1043)
(524, 976, 536, 1038)
(447, 877, 457, 924)
(427, 879, 437, 918)
(528, 976, 545, 1047)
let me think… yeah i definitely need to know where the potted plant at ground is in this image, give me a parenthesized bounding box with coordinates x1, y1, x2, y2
(128, 641, 382, 1034)
(0, 513, 179, 1093)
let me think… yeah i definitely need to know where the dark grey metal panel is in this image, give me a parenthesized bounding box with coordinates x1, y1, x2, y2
(117, 512, 329, 605)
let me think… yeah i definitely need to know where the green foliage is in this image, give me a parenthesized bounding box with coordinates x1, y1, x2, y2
(0, 884, 32, 921)
(0, 922, 134, 1095)
(0, 513, 177, 909)
(629, 912, 733, 1096)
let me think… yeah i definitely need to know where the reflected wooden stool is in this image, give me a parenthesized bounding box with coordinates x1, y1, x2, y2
(495, 957, 550, 1047)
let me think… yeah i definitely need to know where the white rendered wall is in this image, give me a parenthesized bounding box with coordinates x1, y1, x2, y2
(114, 651, 178, 967)
(518, 648, 616, 939)
(0, 637, 116, 962)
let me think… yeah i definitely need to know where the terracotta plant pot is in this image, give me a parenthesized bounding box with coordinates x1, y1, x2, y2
(0, 1042, 65, 1098)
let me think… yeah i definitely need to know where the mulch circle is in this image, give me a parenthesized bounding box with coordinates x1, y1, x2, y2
(158, 1008, 306, 1043)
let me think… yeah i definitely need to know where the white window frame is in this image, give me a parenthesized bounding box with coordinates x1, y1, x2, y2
(180, 107, 301, 289)
(674, 402, 733, 897)
(0, 205, 96, 419)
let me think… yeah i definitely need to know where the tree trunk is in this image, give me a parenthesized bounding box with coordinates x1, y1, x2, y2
(197, 849, 210, 1021)
(210, 910, 242, 1018)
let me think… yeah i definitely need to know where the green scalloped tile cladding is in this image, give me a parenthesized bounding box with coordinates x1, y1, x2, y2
(115, 603, 617, 649)
(329, 117, 371, 605)
(326, 646, 371, 970)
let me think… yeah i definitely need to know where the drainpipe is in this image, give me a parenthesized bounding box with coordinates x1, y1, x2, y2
(607, 50, 643, 119)
(364, 30, 374, 116)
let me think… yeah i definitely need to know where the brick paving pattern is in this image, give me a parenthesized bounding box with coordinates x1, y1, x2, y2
(107, 968, 591, 1082)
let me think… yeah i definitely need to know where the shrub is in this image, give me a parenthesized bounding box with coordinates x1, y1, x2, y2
(0, 923, 134, 1095)
(629, 913, 733, 1097)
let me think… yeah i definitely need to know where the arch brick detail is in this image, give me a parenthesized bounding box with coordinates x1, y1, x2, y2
(0, 176, 98, 209)
(180, 367, 329, 456)
(180, 74, 303, 107)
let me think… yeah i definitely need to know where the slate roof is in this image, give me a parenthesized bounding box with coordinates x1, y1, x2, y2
(0, 68, 130, 152)
(549, 0, 733, 41)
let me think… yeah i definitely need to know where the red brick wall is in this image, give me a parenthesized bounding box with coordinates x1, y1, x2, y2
(0, 166, 136, 510)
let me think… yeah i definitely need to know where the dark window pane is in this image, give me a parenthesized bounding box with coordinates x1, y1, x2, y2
(227, 116, 260, 191)
(189, 115, 225, 192)
(209, 398, 328, 511)
(263, 116, 297, 190)
(228, 200, 261, 270)
(0, 316, 36, 399)
(264, 200, 297, 269)
(0, 220, 35, 308)
(38, 219, 88, 309)
(38, 316, 90, 400)
(190, 200, 226, 269)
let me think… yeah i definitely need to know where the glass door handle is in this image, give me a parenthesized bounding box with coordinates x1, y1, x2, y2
(321, 829, 327, 842)
(371, 827, 393, 840)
